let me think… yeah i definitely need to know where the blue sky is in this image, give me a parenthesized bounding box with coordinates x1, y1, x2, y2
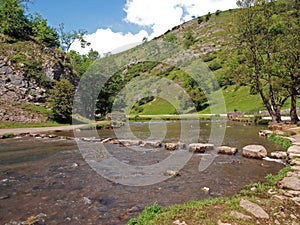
(27, 0, 147, 33)
(27, 0, 238, 55)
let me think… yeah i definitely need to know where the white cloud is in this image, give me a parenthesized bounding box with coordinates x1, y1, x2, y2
(69, 28, 148, 55)
(71, 0, 237, 55)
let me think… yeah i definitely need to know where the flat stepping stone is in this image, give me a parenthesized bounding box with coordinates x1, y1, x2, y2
(287, 145, 300, 154)
(278, 177, 300, 191)
(240, 199, 269, 219)
(189, 143, 214, 153)
(270, 151, 287, 159)
(217, 146, 238, 155)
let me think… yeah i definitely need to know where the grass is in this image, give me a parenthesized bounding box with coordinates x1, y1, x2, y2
(267, 134, 292, 151)
(128, 166, 293, 225)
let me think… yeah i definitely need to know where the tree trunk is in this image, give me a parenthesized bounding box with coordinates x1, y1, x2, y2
(290, 89, 299, 124)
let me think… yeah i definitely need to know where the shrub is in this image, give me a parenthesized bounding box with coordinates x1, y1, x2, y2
(3, 133, 14, 139)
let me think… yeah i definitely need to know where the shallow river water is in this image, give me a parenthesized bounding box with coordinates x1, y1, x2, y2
(0, 121, 284, 225)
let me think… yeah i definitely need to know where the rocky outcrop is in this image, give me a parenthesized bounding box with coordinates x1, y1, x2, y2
(242, 145, 267, 159)
(0, 41, 77, 122)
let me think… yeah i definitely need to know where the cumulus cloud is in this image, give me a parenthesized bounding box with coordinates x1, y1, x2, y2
(71, 0, 237, 55)
(69, 28, 148, 55)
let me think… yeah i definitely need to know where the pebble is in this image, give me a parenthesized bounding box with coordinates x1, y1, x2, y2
(0, 195, 9, 200)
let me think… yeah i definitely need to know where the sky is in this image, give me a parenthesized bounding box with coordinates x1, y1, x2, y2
(27, 0, 238, 55)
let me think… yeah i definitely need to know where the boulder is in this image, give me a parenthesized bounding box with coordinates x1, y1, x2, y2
(189, 143, 214, 153)
(217, 146, 238, 155)
(270, 151, 287, 160)
(242, 145, 267, 159)
(140, 141, 161, 148)
(240, 199, 269, 219)
(278, 177, 300, 191)
(119, 139, 142, 146)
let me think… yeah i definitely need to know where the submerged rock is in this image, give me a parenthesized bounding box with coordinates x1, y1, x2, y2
(242, 145, 267, 159)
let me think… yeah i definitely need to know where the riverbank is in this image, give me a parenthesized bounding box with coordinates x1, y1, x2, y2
(128, 125, 300, 225)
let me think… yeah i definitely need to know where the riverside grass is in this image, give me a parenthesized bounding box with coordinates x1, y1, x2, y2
(127, 166, 292, 225)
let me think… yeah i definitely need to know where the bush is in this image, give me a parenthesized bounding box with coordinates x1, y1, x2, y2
(197, 16, 204, 24)
(2, 133, 14, 139)
(48, 78, 75, 124)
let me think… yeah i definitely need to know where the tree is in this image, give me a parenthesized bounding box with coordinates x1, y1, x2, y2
(236, 0, 291, 123)
(276, 0, 300, 123)
(30, 13, 59, 47)
(49, 78, 75, 123)
(58, 23, 90, 52)
(0, 0, 30, 38)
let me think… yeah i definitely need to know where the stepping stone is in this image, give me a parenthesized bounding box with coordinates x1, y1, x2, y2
(270, 151, 287, 159)
(242, 145, 267, 159)
(217, 146, 238, 155)
(189, 143, 214, 153)
(278, 177, 300, 191)
(240, 199, 269, 219)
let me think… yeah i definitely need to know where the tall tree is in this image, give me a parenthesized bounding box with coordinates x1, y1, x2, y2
(0, 0, 30, 38)
(236, 0, 291, 123)
(277, 0, 300, 123)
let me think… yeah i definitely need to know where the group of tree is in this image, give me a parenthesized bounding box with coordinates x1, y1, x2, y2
(0, 0, 89, 50)
(235, 0, 299, 124)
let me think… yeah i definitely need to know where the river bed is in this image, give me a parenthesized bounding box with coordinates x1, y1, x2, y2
(0, 121, 284, 225)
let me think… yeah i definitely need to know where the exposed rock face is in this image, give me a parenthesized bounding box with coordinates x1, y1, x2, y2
(217, 146, 237, 155)
(242, 145, 267, 159)
(0, 43, 76, 122)
(0, 100, 47, 122)
(240, 199, 269, 219)
(189, 143, 214, 153)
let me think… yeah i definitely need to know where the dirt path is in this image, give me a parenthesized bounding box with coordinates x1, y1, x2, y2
(0, 124, 85, 136)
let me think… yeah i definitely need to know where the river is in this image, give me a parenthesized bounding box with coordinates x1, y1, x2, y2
(0, 121, 284, 225)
